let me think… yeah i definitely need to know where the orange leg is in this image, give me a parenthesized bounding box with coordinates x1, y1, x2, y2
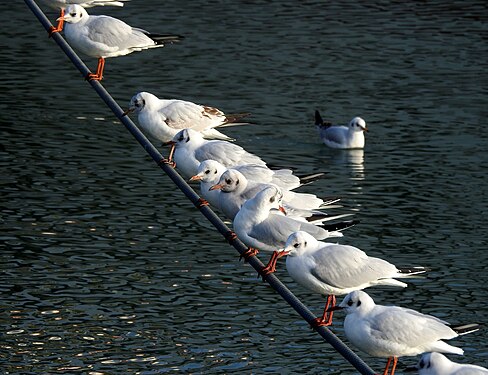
(86, 58, 105, 81)
(167, 143, 176, 163)
(382, 356, 398, 375)
(312, 295, 337, 327)
(49, 9, 64, 36)
(259, 250, 288, 277)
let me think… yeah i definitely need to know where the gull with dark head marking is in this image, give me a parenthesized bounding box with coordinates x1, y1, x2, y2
(233, 186, 357, 274)
(168, 129, 266, 179)
(409, 352, 488, 375)
(315, 110, 368, 149)
(210, 169, 339, 220)
(59, 4, 182, 80)
(42, 0, 129, 34)
(123, 91, 249, 142)
(283, 231, 427, 327)
(331, 291, 480, 375)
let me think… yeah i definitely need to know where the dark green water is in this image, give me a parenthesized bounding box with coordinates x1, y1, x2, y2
(1, 0, 487, 373)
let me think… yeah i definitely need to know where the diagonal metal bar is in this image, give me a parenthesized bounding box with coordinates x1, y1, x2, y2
(24, 1, 376, 373)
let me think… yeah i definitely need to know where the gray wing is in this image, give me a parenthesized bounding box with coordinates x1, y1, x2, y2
(195, 141, 266, 167)
(310, 245, 397, 289)
(321, 126, 347, 145)
(369, 307, 455, 347)
(87, 15, 150, 48)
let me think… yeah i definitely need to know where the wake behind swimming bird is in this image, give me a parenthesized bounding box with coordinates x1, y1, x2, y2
(315, 110, 367, 149)
(123, 92, 249, 142)
(332, 291, 480, 375)
(59, 4, 182, 80)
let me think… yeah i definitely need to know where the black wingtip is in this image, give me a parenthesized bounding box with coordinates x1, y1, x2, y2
(398, 266, 431, 275)
(321, 219, 360, 232)
(315, 110, 323, 126)
(453, 323, 481, 335)
(149, 34, 184, 45)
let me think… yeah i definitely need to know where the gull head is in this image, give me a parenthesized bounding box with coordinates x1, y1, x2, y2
(254, 186, 285, 214)
(59, 4, 89, 24)
(126, 92, 156, 115)
(349, 117, 368, 133)
(190, 160, 224, 183)
(284, 231, 318, 256)
(337, 290, 375, 315)
(414, 352, 453, 375)
(212, 169, 247, 193)
(172, 128, 202, 148)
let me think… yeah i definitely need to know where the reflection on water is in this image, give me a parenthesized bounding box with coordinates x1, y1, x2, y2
(2, 0, 487, 373)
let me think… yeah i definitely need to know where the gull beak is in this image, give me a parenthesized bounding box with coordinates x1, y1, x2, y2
(362, 126, 368, 132)
(56, 14, 70, 22)
(189, 175, 202, 182)
(279, 206, 287, 215)
(122, 107, 135, 117)
(209, 183, 223, 191)
(162, 140, 176, 146)
(325, 305, 343, 313)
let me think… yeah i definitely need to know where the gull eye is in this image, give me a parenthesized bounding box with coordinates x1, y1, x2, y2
(70, 12, 77, 17)
(347, 299, 353, 306)
(419, 360, 425, 369)
(178, 135, 184, 142)
(225, 179, 232, 185)
(293, 243, 299, 248)
(204, 170, 210, 174)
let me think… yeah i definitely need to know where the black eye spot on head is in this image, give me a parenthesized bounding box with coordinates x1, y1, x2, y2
(214, 170, 218, 174)
(357, 300, 362, 306)
(79, 12, 82, 17)
(304, 241, 307, 247)
(269, 196, 275, 203)
(235, 179, 239, 185)
(185, 136, 190, 143)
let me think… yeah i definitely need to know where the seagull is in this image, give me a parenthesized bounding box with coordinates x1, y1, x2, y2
(233, 186, 358, 273)
(283, 231, 427, 327)
(41, 0, 129, 34)
(59, 4, 182, 80)
(209, 169, 336, 220)
(410, 352, 488, 375)
(168, 129, 267, 179)
(189, 160, 333, 214)
(331, 291, 480, 375)
(315, 110, 367, 149)
(123, 92, 250, 142)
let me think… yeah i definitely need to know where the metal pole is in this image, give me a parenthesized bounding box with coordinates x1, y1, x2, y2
(24, 1, 376, 373)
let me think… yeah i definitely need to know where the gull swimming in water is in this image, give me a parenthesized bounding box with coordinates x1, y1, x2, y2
(315, 110, 368, 149)
(123, 91, 249, 142)
(331, 291, 480, 375)
(59, 4, 182, 80)
(283, 231, 427, 327)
